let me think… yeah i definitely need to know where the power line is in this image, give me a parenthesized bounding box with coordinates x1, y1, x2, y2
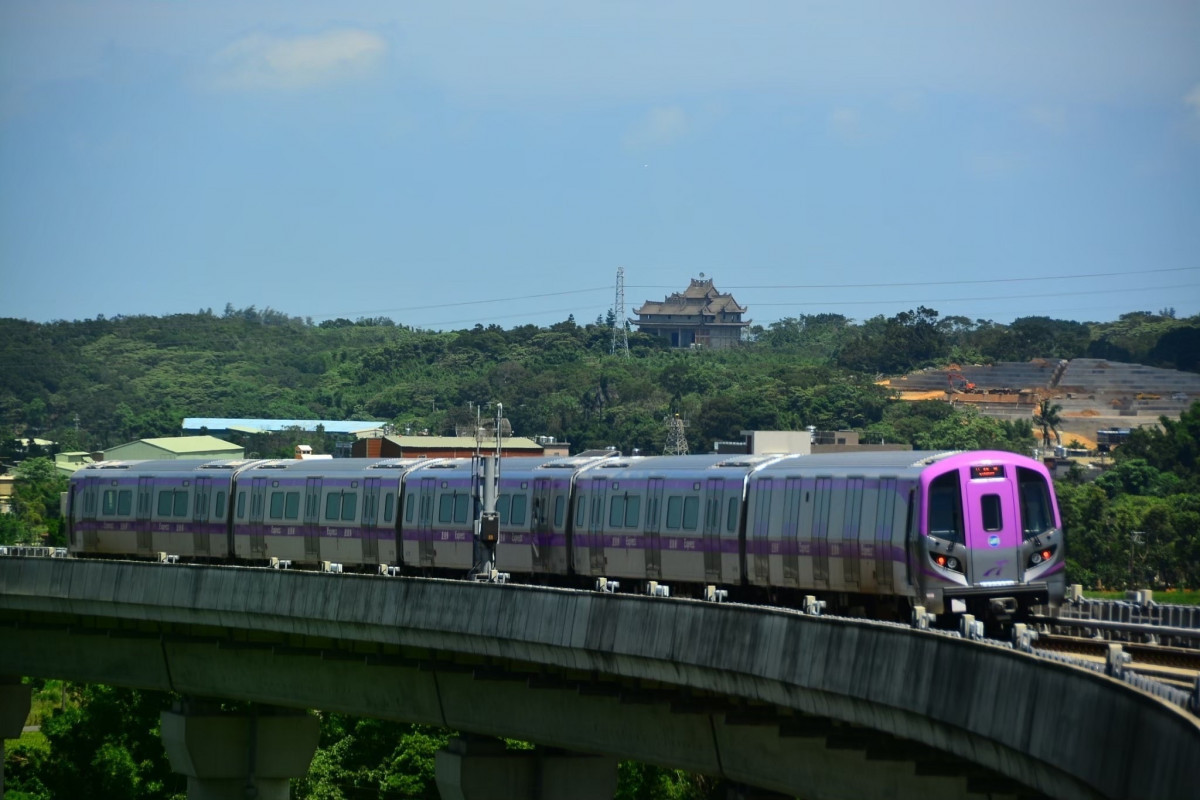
(295, 267, 1197, 321)
(746, 283, 1200, 308)
(629, 266, 1199, 292)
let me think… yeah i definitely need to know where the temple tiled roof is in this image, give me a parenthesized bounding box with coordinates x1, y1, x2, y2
(634, 278, 747, 317)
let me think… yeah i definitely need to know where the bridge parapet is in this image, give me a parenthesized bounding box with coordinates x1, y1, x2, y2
(1, 558, 1197, 800)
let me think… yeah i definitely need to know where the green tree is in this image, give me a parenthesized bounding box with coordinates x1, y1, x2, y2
(5, 684, 183, 800)
(1033, 399, 1063, 448)
(11, 457, 67, 541)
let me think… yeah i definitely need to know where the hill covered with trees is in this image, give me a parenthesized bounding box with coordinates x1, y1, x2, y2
(2, 305, 1195, 458)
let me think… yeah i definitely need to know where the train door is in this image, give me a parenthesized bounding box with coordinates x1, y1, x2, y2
(249, 477, 268, 557)
(589, 478, 607, 573)
(875, 479, 897, 594)
(703, 478, 723, 582)
(965, 473, 1019, 583)
(842, 478, 864, 589)
(532, 478, 553, 572)
(363, 478, 381, 564)
(418, 477, 436, 567)
(81, 477, 99, 551)
(782, 478, 802, 585)
(303, 478, 322, 561)
(813, 478, 832, 588)
(645, 478, 664, 579)
(751, 479, 772, 585)
(136, 476, 154, 556)
(193, 478, 211, 556)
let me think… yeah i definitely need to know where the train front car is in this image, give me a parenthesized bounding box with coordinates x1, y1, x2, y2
(919, 450, 1065, 621)
(68, 460, 250, 561)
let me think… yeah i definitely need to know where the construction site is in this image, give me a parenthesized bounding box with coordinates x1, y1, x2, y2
(882, 358, 1200, 452)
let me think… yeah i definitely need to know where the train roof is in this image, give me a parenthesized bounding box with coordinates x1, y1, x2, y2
(72, 459, 265, 475)
(239, 458, 432, 475)
(754, 450, 1047, 477)
(761, 451, 960, 471)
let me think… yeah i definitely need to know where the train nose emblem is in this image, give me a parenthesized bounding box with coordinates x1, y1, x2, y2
(987, 534, 1001, 548)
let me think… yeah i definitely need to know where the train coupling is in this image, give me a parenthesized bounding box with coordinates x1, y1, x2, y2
(990, 597, 1019, 617)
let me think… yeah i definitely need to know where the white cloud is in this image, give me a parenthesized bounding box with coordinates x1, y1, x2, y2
(1025, 105, 1067, 134)
(208, 29, 386, 91)
(1186, 84, 1200, 118)
(967, 152, 1024, 179)
(623, 106, 688, 149)
(828, 106, 862, 140)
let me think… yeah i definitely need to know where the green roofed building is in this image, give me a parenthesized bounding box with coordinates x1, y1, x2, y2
(103, 435, 244, 461)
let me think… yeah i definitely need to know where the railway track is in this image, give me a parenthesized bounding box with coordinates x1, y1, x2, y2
(1026, 611, 1200, 692)
(1032, 634, 1200, 689)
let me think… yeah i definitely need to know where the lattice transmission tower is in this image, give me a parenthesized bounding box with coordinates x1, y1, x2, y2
(610, 266, 630, 357)
(663, 414, 689, 455)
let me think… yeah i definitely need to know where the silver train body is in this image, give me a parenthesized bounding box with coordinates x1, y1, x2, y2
(66, 449, 1065, 617)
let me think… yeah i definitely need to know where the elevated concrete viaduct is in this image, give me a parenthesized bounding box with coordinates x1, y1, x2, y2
(1, 558, 1197, 799)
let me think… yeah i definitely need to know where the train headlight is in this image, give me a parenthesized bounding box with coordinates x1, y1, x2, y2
(932, 553, 964, 574)
(1027, 546, 1056, 568)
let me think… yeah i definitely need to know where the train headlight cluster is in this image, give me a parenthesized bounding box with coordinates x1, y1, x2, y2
(932, 553, 964, 574)
(1027, 545, 1057, 568)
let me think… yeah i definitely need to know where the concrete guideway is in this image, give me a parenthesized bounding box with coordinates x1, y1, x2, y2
(0, 559, 1197, 799)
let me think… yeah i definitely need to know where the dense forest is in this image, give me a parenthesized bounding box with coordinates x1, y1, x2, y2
(2, 305, 1196, 457)
(2, 306, 1198, 798)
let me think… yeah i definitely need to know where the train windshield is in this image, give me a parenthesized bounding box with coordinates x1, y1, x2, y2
(1018, 467, 1055, 538)
(927, 470, 964, 544)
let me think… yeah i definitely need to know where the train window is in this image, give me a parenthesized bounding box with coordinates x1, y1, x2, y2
(438, 494, 453, 523)
(666, 497, 682, 529)
(609, 496, 626, 528)
(554, 495, 565, 527)
(157, 491, 173, 517)
(270, 492, 286, 519)
(237, 492, 246, 519)
(980, 494, 1002, 532)
(497, 495, 512, 524)
(1018, 468, 1054, 538)
(927, 472, 964, 544)
(726, 497, 738, 532)
(383, 493, 394, 523)
(682, 496, 699, 530)
(342, 493, 358, 521)
(453, 494, 469, 524)
(624, 496, 640, 527)
(215, 491, 226, 518)
(511, 495, 527, 525)
(285, 492, 300, 520)
(575, 495, 587, 527)
(102, 490, 118, 516)
(405, 494, 415, 523)
(326, 493, 341, 520)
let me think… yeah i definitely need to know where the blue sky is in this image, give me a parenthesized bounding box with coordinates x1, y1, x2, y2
(1, 1, 1198, 330)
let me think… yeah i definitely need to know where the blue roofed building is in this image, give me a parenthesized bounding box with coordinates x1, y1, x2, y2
(182, 418, 386, 436)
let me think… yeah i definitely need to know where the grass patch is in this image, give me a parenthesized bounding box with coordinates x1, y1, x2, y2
(16, 728, 47, 752)
(1082, 590, 1200, 605)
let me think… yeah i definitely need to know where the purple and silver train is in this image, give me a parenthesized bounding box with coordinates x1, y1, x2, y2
(66, 449, 1065, 620)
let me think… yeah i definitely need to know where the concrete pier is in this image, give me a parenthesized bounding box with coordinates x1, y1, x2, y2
(0, 677, 32, 800)
(160, 702, 319, 800)
(435, 736, 617, 800)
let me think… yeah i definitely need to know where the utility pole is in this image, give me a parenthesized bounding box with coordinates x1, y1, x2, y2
(472, 403, 507, 582)
(611, 266, 630, 357)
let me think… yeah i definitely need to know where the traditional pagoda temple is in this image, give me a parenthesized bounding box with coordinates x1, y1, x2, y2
(632, 277, 750, 349)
